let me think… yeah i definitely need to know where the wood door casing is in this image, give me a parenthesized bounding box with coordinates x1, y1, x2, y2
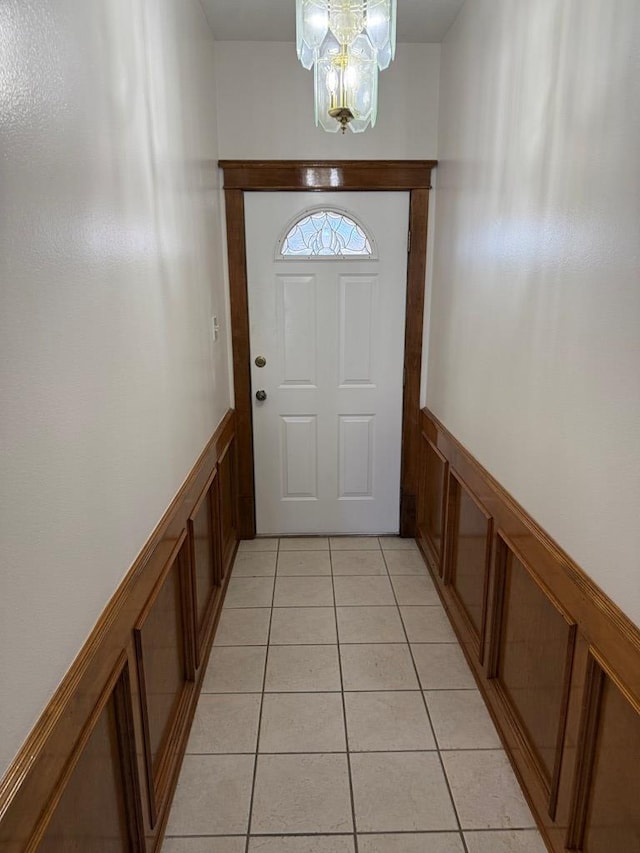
(220, 160, 437, 538)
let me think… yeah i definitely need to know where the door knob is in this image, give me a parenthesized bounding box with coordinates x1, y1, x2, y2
(255, 355, 267, 368)
(255, 390, 267, 402)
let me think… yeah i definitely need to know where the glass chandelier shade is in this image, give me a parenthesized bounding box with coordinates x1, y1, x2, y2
(296, 0, 397, 133)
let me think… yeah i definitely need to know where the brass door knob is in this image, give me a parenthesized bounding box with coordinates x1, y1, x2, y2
(255, 390, 267, 402)
(255, 355, 267, 368)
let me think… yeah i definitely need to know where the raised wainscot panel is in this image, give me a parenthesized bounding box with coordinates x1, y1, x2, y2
(27, 654, 144, 853)
(444, 471, 493, 663)
(417, 431, 448, 576)
(135, 532, 195, 826)
(568, 654, 640, 852)
(489, 535, 576, 818)
(218, 436, 238, 579)
(188, 470, 222, 668)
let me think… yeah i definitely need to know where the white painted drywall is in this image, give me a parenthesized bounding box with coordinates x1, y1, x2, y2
(0, 0, 231, 776)
(214, 41, 440, 159)
(428, 1, 640, 623)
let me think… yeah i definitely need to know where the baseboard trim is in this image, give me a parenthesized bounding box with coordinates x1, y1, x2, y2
(417, 408, 640, 852)
(0, 410, 239, 851)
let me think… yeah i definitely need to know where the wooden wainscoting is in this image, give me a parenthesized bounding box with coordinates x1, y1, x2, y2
(189, 468, 223, 669)
(417, 408, 640, 853)
(444, 472, 493, 664)
(0, 410, 239, 852)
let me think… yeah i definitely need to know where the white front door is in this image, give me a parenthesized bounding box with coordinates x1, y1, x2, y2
(245, 191, 409, 535)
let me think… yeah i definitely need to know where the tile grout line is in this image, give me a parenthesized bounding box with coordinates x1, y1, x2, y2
(243, 537, 280, 853)
(329, 537, 360, 853)
(380, 539, 472, 853)
(177, 541, 538, 850)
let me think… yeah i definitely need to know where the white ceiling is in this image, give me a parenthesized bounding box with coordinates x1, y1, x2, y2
(200, 0, 465, 43)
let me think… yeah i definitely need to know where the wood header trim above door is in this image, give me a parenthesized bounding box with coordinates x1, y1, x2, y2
(219, 159, 437, 191)
(219, 160, 438, 538)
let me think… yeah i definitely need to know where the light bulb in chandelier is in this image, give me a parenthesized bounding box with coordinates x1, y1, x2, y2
(297, 0, 396, 133)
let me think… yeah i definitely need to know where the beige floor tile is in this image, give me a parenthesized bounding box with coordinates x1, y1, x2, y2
(238, 538, 279, 552)
(186, 694, 261, 754)
(214, 608, 271, 646)
(265, 645, 341, 692)
(259, 692, 346, 752)
(443, 750, 536, 829)
(384, 550, 429, 575)
(412, 644, 476, 690)
(331, 550, 387, 575)
(359, 835, 464, 853)
(345, 691, 435, 751)
(391, 574, 439, 605)
(341, 644, 418, 690)
(336, 606, 405, 643)
(277, 551, 331, 576)
(464, 829, 548, 853)
(378, 536, 419, 551)
(273, 576, 334, 607)
(163, 838, 246, 853)
(232, 552, 277, 577)
(279, 537, 329, 551)
(426, 690, 501, 749)
(330, 536, 380, 550)
(165, 754, 254, 835)
(351, 752, 458, 832)
(400, 606, 456, 642)
(224, 576, 274, 608)
(251, 753, 353, 834)
(270, 607, 337, 644)
(202, 646, 266, 693)
(333, 576, 395, 606)
(250, 839, 354, 853)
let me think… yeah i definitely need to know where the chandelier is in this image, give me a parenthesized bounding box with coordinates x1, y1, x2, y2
(296, 0, 397, 134)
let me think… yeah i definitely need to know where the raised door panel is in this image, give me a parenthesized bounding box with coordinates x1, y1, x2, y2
(281, 416, 318, 499)
(31, 659, 143, 853)
(276, 274, 317, 387)
(417, 433, 448, 574)
(339, 275, 376, 387)
(135, 535, 194, 824)
(339, 415, 374, 499)
(446, 473, 492, 660)
(491, 539, 575, 815)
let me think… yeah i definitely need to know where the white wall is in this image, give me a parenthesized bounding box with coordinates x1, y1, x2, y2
(214, 41, 440, 159)
(428, 1, 640, 622)
(0, 0, 230, 776)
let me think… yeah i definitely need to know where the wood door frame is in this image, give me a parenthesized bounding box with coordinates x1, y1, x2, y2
(220, 159, 437, 539)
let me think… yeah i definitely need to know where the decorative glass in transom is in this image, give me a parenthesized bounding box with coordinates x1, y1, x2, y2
(280, 210, 373, 257)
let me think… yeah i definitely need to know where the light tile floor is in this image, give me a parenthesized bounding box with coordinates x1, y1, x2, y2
(164, 537, 548, 853)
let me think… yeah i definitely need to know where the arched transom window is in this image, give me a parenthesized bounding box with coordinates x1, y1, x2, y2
(279, 208, 374, 258)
